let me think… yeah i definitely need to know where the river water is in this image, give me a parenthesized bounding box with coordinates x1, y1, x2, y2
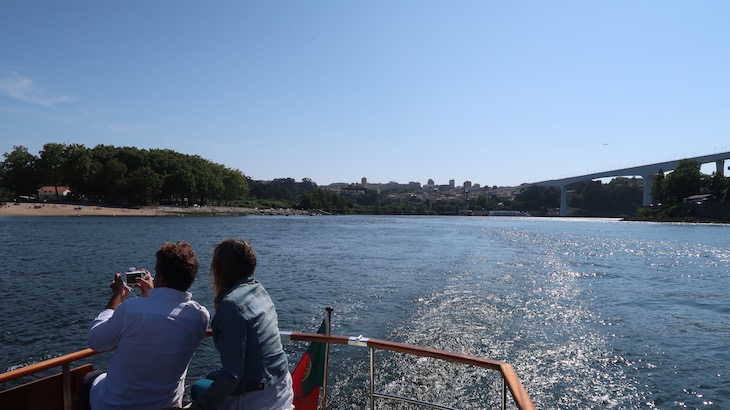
(1, 215, 728, 409)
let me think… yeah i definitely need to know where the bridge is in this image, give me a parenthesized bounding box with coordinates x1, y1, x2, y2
(532, 151, 730, 217)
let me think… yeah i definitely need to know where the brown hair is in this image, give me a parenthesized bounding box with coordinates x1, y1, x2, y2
(211, 238, 257, 308)
(155, 241, 199, 291)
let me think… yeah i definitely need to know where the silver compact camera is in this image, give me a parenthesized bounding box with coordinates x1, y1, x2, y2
(125, 269, 146, 284)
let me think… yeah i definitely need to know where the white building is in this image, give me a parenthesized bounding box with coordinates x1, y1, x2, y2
(37, 186, 72, 200)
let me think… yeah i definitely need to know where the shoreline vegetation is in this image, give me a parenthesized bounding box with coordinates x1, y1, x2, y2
(629, 202, 730, 224)
(2, 201, 728, 224)
(0, 202, 304, 217)
(3, 144, 727, 221)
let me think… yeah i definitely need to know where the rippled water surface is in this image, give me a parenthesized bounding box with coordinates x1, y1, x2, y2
(1, 216, 729, 409)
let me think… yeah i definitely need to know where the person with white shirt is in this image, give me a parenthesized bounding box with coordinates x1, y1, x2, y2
(81, 241, 210, 410)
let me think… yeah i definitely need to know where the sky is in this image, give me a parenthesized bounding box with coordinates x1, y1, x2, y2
(1, 1, 729, 187)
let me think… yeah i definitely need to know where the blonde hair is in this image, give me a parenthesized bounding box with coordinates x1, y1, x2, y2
(211, 238, 256, 308)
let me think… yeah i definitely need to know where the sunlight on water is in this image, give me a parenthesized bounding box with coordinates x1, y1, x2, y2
(376, 220, 730, 408)
(1, 216, 729, 408)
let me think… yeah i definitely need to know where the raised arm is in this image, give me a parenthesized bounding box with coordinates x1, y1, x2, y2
(87, 274, 128, 351)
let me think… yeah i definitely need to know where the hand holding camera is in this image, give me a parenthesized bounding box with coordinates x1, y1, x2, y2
(125, 270, 145, 285)
(106, 274, 130, 310)
(133, 268, 154, 298)
(106, 267, 154, 309)
(120, 267, 154, 297)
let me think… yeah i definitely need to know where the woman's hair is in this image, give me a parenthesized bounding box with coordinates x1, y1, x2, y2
(211, 238, 257, 308)
(155, 241, 199, 291)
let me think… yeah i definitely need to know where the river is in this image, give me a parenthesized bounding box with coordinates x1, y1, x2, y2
(1, 215, 728, 409)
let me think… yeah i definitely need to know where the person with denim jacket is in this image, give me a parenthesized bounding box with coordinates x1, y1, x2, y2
(191, 238, 293, 410)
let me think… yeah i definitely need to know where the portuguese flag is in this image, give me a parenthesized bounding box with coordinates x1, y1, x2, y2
(292, 320, 328, 410)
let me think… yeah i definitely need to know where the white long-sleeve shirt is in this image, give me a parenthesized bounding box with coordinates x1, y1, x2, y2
(88, 287, 210, 410)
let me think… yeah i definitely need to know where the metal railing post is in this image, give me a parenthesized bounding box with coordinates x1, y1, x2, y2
(501, 376, 507, 410)
(369, 347, 375, 410)
(322, 307, 333, 410)
(62, 363, 72, 410)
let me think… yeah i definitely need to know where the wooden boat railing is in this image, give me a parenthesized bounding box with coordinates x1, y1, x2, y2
(0, 331, 535, 410)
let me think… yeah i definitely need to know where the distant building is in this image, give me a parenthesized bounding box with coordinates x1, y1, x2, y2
(449, 179, 455, 188)
(463, 181, 472, 189)
(37, 186, 71, 200)
(427, 179, 435, 186)
(362, 177, 368, 187)
(340, 185, 367, 196)
(374, 181, 421, 192)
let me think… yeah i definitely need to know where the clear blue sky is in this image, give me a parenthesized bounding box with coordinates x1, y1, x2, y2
(1, 1, 728, 187)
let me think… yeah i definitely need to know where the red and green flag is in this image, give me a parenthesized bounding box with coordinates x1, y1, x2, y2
(292, 320, 328, 410)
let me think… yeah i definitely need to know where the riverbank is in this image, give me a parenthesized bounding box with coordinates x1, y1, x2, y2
(0, 202, 303, 217)
(629, 202, 730, 224)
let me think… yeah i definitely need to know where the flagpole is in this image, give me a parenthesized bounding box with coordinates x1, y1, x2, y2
(321, 307, 333, 410)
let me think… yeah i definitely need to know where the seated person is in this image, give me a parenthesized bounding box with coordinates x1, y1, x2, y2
(191, 238, 292, 410)
(83, 241, 210, 410)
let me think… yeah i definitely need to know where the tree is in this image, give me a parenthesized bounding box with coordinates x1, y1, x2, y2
(166, 168, 194, 203)
(299, 188, 346, 211)
(300, 178, 316, 190)
(115, 146, 147, 174)
(37, 143, 67, 200)
(512, 185, 560, 212)
(431, 199, 459, 215)
(663, 160, 703, 204)
(1, 146, 38, 196)
(222, 168, 249, 205)
(707, 172, 728, 202)
(62, 143, 94, 199)
(97, 158, 128, 202)
(565, 178, 642, 216)
(354, 191, 379, 206)
(195, 160, 226, 204)
(248, 177, 311, 202)
(91, 144, 120, 163)
(127, 166, 163, 204)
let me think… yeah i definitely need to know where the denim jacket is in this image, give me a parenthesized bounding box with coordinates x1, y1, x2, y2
(192, 277, 288, 409)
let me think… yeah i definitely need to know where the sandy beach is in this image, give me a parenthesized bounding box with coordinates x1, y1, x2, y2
(0, 203, 304, 217)
(0, 203, 157, 217)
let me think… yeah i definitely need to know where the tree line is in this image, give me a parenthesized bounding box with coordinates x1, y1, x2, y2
(1, 144, 249, 205)
(651, 159, 729, 204)
(2, 144, 727, 216)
